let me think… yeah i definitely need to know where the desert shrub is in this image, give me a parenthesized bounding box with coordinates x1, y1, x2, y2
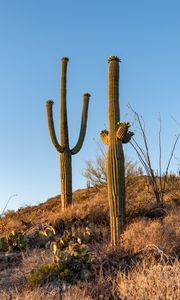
(121, 212, 179, 255)
(83, 147, 143, 186)
(0, 237, 9, 252)
(28, 263, 59, 285)
(163, 211, 180, 256)
(82, 155, 107, 186)
(1, 210, 15, 218)
(126, 160, 143, 177)
(129, 106, 180, 205)
(86, 204, 109, 225)
(115, 259, 180, 300)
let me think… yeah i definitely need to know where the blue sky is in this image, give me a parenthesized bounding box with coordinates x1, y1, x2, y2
(0, 0, 180, 212)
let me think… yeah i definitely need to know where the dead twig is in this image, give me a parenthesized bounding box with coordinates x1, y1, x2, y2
(128, 104, 180, 205)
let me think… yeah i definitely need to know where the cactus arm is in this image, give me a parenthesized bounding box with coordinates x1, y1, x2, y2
(46, 100, 64, 153)
(60, 57, 69, 147)
(71, 93, 90, 155)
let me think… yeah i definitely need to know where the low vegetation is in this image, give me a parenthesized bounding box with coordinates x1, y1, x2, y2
(0, 175, 179, 299)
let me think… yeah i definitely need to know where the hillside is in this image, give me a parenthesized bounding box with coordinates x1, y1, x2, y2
(0, 176, 179, 299)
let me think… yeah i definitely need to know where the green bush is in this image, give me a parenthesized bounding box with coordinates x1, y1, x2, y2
(0, 237, 9, 252)
(0, 230, 27, 252)
(28, 264, 55, 285)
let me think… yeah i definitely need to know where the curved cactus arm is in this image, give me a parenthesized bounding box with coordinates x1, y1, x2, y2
(46, 100, 64, 153)
(71, 93, 90, 155)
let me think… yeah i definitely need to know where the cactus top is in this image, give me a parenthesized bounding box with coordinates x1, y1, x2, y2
(108, 56, 121, 63)
(61, 57, 69, 62)
(46, 99, 54, 105)
(84, 92, 91, 97)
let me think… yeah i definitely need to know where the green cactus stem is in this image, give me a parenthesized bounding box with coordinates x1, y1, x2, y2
(106, 56, 126, 246)
(46, 57, 90, 210)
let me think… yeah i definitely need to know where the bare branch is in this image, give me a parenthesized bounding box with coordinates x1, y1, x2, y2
(128, 106, 180, 205)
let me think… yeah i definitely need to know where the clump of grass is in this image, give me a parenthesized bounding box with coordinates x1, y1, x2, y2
(28, 263, 59, 285)
(115, 259, 180, 300)
(121, 208, 180, 256)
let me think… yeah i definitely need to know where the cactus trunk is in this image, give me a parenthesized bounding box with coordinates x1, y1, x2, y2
(106, 56, 125, 246)
(60, 58, 72, 208)
(46, 57, 90, 210)
(60, 149, 72, 209)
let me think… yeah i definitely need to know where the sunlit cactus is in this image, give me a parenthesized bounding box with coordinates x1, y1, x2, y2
(105, 56, 129, 246)
(100, 129, 109, 145)
(46, 57, 90, 210)
(116, 122, 130, 140)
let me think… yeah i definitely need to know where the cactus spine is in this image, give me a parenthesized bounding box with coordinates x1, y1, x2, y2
(46, 57, 90, 209)
(107, 56, 125, 246)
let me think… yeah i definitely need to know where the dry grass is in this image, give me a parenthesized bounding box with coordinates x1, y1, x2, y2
(121, 208, 180, 256)
(63, 259, 180, 300)
(115, 260, 180, 300)
(0, 286, 62, 300)
(0, 176, 179, 299)
(1, 260, 179, 300)
(0, 186, 105, 237)
(0, 177, 159, 236)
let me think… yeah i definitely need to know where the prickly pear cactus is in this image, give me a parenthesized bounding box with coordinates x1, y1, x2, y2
(0, 231, 27, 252)
(49, 226, 92, 281)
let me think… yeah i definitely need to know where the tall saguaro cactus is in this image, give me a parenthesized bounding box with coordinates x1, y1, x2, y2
(46, 57, 90, 209)
(106, 56, 126, 246)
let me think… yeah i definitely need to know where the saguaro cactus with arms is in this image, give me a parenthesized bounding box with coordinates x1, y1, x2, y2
(106, 56, 126, 246)
(46, 57, 90, 209)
